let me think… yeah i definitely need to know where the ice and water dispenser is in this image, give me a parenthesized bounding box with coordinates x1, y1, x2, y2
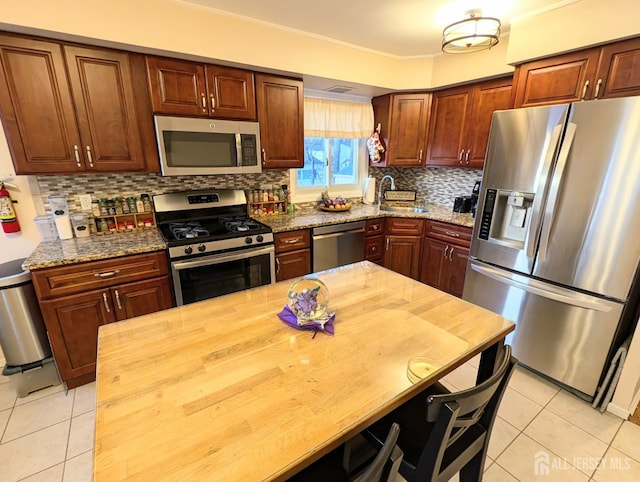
(478, 189, 534, 247)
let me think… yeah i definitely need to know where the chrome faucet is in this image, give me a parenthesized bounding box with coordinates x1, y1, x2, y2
(377, 174, 396, 208)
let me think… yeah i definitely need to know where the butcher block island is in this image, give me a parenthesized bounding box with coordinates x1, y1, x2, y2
(94, 261, 514, 481)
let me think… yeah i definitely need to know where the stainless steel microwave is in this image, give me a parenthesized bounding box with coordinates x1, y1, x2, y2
(154, 115, 261, 176)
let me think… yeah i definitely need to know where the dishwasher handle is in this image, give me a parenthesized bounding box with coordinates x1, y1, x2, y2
(312, 227, 365, 241)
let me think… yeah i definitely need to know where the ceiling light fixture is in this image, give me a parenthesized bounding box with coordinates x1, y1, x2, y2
(442, 9, 501, 54)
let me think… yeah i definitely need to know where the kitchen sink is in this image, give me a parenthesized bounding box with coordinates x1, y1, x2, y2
(379, 205, 428, 214)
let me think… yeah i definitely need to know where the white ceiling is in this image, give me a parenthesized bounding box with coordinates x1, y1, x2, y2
(184, 0, 572, 57)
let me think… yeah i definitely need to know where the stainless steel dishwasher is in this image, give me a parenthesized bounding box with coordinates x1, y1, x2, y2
(312, 221, 365, 272)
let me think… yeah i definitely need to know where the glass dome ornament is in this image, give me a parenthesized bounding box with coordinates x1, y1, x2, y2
(278, 277, 335, 335)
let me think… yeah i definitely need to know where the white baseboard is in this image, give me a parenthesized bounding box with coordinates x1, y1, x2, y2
(606, 402, 630, 420)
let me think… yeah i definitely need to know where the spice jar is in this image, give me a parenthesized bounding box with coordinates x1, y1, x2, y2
(127, 197, 137, 214)
(141, 194, 152, 212)
(121, 197, 130, 214)
(136, 197, 145, 213)
(97, 218, 109, 232)
(91, 200, 101, 218)
(114, 198, 123, 215)
(106, 199, 116, 215)
(99, 199, 108, 216)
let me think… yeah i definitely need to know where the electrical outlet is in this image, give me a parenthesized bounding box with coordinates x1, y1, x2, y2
(79, 194, 92, 211)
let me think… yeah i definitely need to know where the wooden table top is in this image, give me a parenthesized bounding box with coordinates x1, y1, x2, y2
(94, 261, 514, 481)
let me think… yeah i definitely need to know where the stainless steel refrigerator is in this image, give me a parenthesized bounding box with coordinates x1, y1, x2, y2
(462, 97, 640, 400)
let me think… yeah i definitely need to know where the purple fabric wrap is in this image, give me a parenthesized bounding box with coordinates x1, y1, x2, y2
(277, 305, 335, 335)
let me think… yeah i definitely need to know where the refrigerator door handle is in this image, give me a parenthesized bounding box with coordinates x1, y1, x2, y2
(526, 123, 564, 259)
(538, 122, 577, 261)
(469, 261, 613, 312)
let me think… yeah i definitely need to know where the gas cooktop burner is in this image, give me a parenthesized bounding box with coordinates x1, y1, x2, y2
(220, 217, 262, 233)
(170, 222, 210, 240)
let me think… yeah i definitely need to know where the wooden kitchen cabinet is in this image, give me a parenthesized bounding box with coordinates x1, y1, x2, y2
(513, 36, 640, 107)
(146, 56, 257, 120)
(364, 218, 385, 264)
(419, 221, 472, 297)
(372, 93, 431, 167)
(426, 77, 512, 168)
(32, 252, 173, 388)
(383, 218, 423, 279)
(256, 74, 304, 169)
(274, 229, 311, 281)
(0, 34, 157, 174)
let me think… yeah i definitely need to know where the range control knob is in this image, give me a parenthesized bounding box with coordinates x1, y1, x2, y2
(245, 237, 253, 244)
(256, 235, 264, 243)
(184, 246, 193, 255)
(197, 244, 206, 252)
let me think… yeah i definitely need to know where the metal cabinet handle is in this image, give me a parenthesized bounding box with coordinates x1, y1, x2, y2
(102, 292, 111, 313)
(444, 231, 460, 238)
(465, 149, 470, 164)
(73, 145, 82, 168)
(594, 78, 602, 99)
(200, 93, 207, 110)
(371, 245, 377, 252)
(418, 149, 423, 162)
(449, 247, 454, 261)
(261, 148, 266, 165)
(210, 94, 216, 110)
(458, 149, 464, 161)
(275, 257, 280, 274)
(94, 270, 120, 278)
(114, 289, 123, 310)
(371, 224, 379, 230)
(386, 238, 390, 251)
(443, 245, 449, 259)
(86, 146, 94, 168)
(283, 238, 300, 244)
(581, 80, 590, 100)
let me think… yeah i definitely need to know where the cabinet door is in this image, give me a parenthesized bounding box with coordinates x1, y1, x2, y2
(388, 94, 430, 166)
(419, 237, 447, 289)
(39, 290, 116, 386)
(383, 235, 422, 279)
(596, 37, 640, 99)
(276, 250, 311, 281)
(513, 48, 601, 107)
(448, 244, 470, 298)
(65, 46, 147, 172)
(206, 65, 256, 120)
(256, 74, 304, 169)
(364, 235, 384, 264)
(426, 86, 472, 167)
(465, 78, 513, 168)
(0, 35, 82, 174)
(146, 56, 208, 116)
(112, 276, 173, 320)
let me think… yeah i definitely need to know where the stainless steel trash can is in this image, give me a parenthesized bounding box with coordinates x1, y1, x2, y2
(0, 258, 52, 366)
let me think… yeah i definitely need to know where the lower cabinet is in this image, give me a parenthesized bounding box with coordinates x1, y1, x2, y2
(383, 218, 423, 280)
(419, 221, 472, 297)
(32, 252, 173, 388)
(274, 229, 311, 281)
(364, 218, 385, 264)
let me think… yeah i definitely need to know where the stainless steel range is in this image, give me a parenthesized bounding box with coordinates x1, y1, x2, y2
(154, 189, 275, 306)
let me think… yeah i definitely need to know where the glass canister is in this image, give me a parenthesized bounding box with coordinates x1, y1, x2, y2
(48, 194, 68, 216)
(70, 212, 91, 238)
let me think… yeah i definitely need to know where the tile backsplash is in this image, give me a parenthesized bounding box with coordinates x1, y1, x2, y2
(35, 166, 481, 213)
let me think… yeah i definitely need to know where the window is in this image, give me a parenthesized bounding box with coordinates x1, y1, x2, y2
(290, 96, 373, 202)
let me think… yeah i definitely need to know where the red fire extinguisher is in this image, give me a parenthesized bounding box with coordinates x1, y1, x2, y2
(0, 182, 20, 233)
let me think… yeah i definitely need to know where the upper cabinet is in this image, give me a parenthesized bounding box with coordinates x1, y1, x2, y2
(146, 57, 257, 120)
(513, 37, 640, 108)
(426, 77, 513, 168)
(256, 74, 304, 169)
(0, 34, 158, 174)
(371, 93, 431, 167)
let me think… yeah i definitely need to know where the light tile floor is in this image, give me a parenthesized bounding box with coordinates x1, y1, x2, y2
(0, 356, 639, 481)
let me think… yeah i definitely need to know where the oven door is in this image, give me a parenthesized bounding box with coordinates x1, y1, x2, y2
(171, 245, 275, 306)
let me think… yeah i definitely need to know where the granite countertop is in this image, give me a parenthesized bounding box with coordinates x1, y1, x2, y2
(22, 229, 166, 271)
(260, 203, 475, 233)
(22, 204, 474, 270)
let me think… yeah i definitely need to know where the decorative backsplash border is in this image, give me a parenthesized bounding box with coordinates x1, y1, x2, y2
(34, 166, 482, 214)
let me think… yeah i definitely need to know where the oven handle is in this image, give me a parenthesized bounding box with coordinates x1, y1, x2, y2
(171, 245, 275, 271)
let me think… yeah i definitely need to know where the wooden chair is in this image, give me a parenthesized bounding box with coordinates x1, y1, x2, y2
(366, 346, 516, 482)
(287, 422, 403, 482)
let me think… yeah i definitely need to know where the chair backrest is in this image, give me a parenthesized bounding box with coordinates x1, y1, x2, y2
(412, 346, 516, 482)
(354, 422, 403, 482)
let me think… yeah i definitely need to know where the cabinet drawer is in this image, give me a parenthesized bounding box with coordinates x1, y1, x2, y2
(386, 218, 424, 236)
(364, 235, 384, 262)
(365, 218, 385, 236)
(425, 221, 472, 247)
(274, 229, 310, 253)
(32, 251, 169, 300)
